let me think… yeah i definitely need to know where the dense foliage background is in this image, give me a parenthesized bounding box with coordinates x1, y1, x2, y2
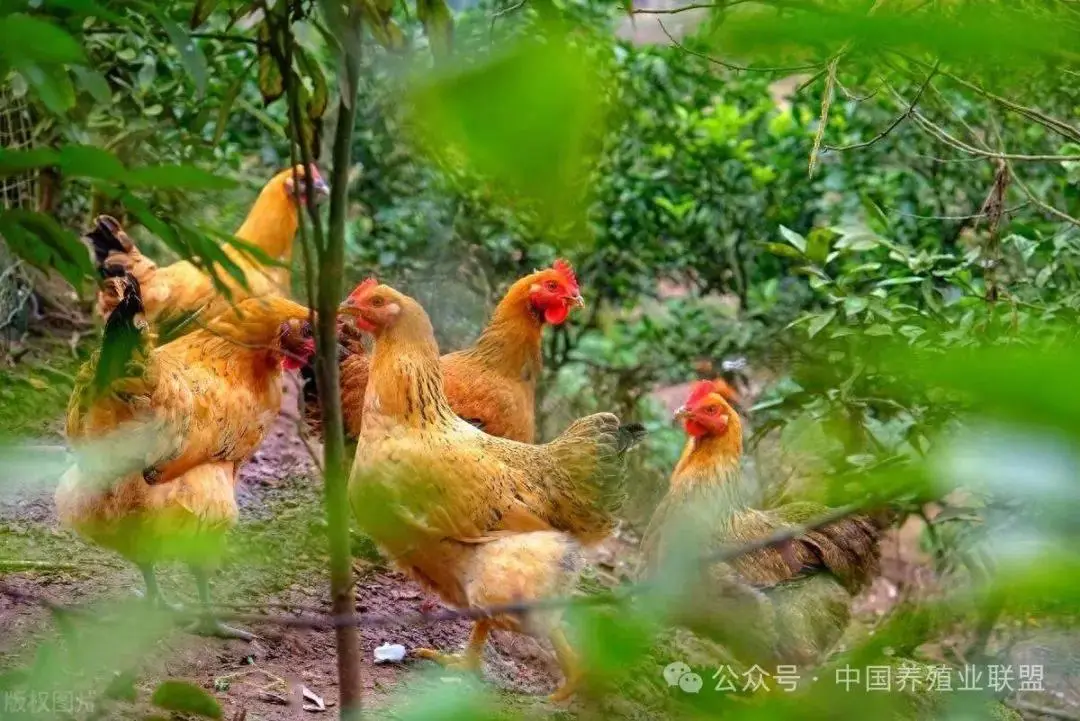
(2, 0, 1080, 719)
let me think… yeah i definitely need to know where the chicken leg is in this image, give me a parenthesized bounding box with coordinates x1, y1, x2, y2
(134, 564, 185, 613)
(548, 627, 582, 703)
(188, 566, 255, 641)
(413, 619, 491, 672)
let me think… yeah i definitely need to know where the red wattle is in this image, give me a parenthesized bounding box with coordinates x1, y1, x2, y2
(544, 303, 569, 325)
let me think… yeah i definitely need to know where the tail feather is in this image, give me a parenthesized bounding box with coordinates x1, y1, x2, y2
(85, 215, 158, 322)
(302, 321, 369, 441)
(85, 215, 137, 276)
(83, 272, 151, 407)
(545, 413, 647, 540)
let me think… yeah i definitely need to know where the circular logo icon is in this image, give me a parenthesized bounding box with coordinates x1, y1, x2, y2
(663, 661, 692, 687)
(679, 672, 704, 694)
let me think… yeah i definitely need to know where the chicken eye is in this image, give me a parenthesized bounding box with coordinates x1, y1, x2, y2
(371, 296, 385, 308)
(705, 406, 718, 415)
(545, 280, 559, 291)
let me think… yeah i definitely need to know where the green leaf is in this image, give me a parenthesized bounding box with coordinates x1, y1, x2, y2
(58, 144, 127, 181)
(409, 36, 604, 232)
(17, 62, 76, 114)
(296, 49, 328, 120)
(0, 148, 59, 177)
(710, 4, 1080, 69)
(416, 0, 454, 60)
(72, 66, 111, 103)
(778, 224, 807, 254)
(213, 72, 246, 145)
(861, 194, 889, 231)
(157, 13, 208, 98)
(0, 210, 94, 287)
(764, 241, 805, 259)
(151, 681, 222, 719)
(0, 14, 86, 65)
(126, 165, 237, 191)
(877, 276, 924, 287)
(807, 309, 836, 338)
(844, 296, 868, 317)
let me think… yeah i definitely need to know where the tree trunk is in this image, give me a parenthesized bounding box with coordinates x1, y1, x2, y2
(317, 55, 364, 720)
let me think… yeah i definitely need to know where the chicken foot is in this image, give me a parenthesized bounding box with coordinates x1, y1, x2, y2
(413, 619, 491, 672)
(134, 564, 185, 613)
(547, 627, 582, 703)
(188, 567, 255, 641)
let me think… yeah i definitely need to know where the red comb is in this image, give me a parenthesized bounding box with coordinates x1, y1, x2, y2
(349, 277, 378, 299)
(552, 259, 579, 293)
(686, 379, 740, 407)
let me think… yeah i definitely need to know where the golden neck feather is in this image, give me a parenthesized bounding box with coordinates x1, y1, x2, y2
(670, 429, 744, 493)
(233, 181, 299, 259)
(368, 302, 456, 428)
(470, 275, 544, 378)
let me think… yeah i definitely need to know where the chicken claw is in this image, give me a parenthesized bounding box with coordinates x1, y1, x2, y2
(412, 648, 482, 672)
(413, 619, 490, 673)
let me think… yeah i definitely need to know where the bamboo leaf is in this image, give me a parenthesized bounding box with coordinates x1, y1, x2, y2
(126, 165, 237, 191)
(157, 12, 209, 98)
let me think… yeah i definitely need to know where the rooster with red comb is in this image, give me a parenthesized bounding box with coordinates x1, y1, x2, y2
(640, 377, 882, 667)
(303, 259, 585, 445)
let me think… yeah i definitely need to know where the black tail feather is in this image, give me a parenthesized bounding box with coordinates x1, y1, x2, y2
(90, 272, 147, 400)
(85, 215, 131, 276)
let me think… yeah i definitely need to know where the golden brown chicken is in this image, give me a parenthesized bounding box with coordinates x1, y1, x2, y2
(302, 260, 583, 443)
(339, 279, 644, 700)
(640, 380, 881, 666)
(56, 270, 314, 637)
(88, 164, 327, 334)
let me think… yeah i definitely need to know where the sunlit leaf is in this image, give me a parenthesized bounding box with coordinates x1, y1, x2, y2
(778, 225, 807, 254)
(807, 309, 836, 338)
(409, 34, 604, 232)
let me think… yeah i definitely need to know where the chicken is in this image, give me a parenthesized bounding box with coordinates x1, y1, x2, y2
(56, 269, 314, 638)
(339, 280, 645, 700)
(87, 164, 328, 336)
(639, 379, 881, 666)
(302, 260, 584, 444)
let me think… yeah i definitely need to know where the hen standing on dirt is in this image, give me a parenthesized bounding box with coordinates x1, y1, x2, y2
(302, 259, 584, 444)
(56, 267, 314, 639)
(339, 280, 645, 700)
(88, 165, 327, 335)
(640, 380, 881, 666)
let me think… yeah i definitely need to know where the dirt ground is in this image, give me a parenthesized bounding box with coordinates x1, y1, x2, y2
(0, 378, 569, 720)
(3, 374, 1078, 720)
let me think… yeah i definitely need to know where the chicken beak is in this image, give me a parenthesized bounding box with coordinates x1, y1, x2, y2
(338, 297, 358, 316)
(570, 294, 585, 308)
(673, 405, 690, 423)
(312, 176, 330, 201)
